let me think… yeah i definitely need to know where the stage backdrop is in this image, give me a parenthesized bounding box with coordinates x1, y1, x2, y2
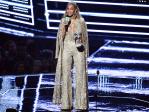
(0, 0, 149, 39)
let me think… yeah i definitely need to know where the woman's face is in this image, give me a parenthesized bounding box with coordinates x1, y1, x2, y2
(66, 4, 76, 17)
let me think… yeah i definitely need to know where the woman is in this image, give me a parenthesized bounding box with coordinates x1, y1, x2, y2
(53, 2, 89, 111)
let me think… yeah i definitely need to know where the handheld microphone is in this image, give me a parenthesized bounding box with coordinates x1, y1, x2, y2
(64, 16, 70, 25)
(64, 16, 71, 32)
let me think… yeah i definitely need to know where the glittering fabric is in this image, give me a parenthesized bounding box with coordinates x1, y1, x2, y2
(53, 17, 89, 110)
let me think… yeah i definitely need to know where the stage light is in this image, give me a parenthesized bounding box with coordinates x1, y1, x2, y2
(48, 0, 149, 7)
(47, 10, 149, 20)
(33, 74, 43, 112)
(138, 0, 147, 3)
(90, 57, 149, 64)
(0, 0, 34, 25)
(0, 26, 34, 37)
(101, 46, 149, 53)
(19, 76, 28, 111)
(46, 10, 149, 36)
(49, 19, 149, 28)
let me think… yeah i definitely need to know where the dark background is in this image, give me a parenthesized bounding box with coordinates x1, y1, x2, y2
(0, 0, 149, 74)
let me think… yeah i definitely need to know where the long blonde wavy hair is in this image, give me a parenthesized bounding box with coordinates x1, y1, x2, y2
(63, 2, 81, 19)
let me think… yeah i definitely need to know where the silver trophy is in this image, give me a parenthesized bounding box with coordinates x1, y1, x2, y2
(74, 23, 83, 48)
(74, 32, 82, 48)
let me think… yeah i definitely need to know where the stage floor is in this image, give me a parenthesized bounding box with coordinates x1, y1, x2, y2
(0, 73, 149, 112)
(1, 40, 149, 111)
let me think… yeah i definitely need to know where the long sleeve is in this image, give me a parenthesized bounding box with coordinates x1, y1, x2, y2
(81, 18, 89, 58)
(53, 19, 65, 104)
(55, 18, 65, 59)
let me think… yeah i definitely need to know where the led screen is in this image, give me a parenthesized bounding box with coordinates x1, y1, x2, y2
(0, 0, 149, 38)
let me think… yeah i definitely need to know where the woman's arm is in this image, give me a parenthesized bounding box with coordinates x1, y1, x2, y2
(55, 18, 66, 59)
(81, 18, 89, 58)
